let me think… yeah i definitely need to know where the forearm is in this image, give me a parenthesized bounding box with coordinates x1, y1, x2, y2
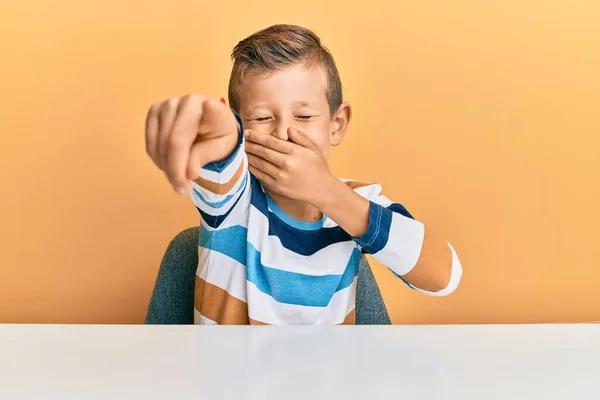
(192, 110, 245, 192)
(356, 200, 462, 295)
(190, 111, 249, 227)
(313, 178, 370, 238)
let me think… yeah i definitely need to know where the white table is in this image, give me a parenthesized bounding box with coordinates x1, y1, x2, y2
(0, 324, 598, 399)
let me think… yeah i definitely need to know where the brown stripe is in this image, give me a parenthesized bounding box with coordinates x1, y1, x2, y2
(344, 180, 372, 190)
(340, 309, 356, 325)
(193, 160, 245, 195)
(194, 276, 249, 324)
(402, 228, 453, 292)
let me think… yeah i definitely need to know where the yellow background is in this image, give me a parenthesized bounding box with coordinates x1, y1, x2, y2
(1, 0, 599, 324)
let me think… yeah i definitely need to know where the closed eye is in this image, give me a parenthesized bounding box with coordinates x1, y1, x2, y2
(254, 117, 271, 122)
(297, 116, 313, 120)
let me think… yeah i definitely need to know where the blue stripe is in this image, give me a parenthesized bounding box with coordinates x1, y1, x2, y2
(193, 172, 248, 209)
(202, 143, 241, 172)
(246, 245, 359, 307)
(388, 202, 414, 219)
(199, 224, 360, 307)
(336, 247, 361, 291)
(269, 215, 351, 256)
(355, 201, 393, 255)
(202, 109, 245, 172)
(249, 175, 352, 256)
(199, 225, 247, 264)
(266, 193, 325, 231)
(197, 185, 245, 229)
(249, 174, 269, 217)
(359, 203, 413, 254)
(392, 270, 416, 291)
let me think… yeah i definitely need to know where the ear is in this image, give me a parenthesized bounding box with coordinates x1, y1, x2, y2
(330, 102, 352, 147)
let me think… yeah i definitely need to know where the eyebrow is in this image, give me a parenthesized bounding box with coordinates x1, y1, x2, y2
(244, 101, 317, 113)
(292, 101, 316, 108)
(243, 104, 269, 114)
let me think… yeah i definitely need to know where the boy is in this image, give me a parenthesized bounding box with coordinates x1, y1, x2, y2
(145, 24, 462, 325)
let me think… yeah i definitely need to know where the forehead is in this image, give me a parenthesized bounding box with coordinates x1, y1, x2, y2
(238, 64, 328, 109)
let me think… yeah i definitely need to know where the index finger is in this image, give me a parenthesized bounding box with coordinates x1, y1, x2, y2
(166, 95, 204, 194)
(244, 130, 292, 154)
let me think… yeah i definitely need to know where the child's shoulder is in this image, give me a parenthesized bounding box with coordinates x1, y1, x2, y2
(339, 178, 383, 200)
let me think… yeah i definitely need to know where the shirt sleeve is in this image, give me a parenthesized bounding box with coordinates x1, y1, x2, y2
(189, 110, 251, 229)
(350, 182, 463, 296)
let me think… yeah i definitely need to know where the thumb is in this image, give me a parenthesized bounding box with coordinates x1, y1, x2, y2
(288, 127, 316, 150)
(198, 98, 237, 139)
(186, 137, 230, 180)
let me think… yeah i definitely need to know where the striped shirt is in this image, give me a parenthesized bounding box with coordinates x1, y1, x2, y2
(191, 114, 462, 325)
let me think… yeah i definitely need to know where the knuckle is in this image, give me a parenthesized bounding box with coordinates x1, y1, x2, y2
(265, 136, 275, 148)
(148, 102, 161, 117)
(160, 98, 171, 112)
(167, 96, 180, 109)
(283, 157, 295, 169)
(184, 93, 203, 106)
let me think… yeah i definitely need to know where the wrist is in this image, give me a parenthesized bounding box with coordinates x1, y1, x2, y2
(311, 176, 348, 210)
(205, 127, 243, 169)
(215, 131, 240, 161)
(313, 178, 370, 237)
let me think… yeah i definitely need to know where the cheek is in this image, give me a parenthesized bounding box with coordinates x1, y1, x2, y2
(246, 123, 271, 135)
(307, 125, 332, 156)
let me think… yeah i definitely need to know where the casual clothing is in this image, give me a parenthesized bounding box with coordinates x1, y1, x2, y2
(191, 113, 462, 325)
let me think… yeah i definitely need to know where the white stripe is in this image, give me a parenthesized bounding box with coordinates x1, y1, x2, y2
(246, 278, 357, 325)
(332, 285, 357, 325)
(198, 182, 252, 232)
(337, 179, 383, 200)
(245, 202, 270, 244)
(194, 308, 218, 325)
(372, 212, 425, 276)
(191, 182, 240, 216)
(245, 209, 356, 275)
(191, 168, 249, 216)
(372, 194, 393, 208)
(260, 237, 357, 276)
(354, 184, 382, 199)
(412, 242, 463, 297)
(191, 159, 248, 206)
(197, 143, 245, 183)
(322, 217, 340, 228)
(196, 249, 247, 302)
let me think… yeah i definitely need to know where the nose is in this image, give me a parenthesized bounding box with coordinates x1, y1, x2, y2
(271, 122, 289, 141)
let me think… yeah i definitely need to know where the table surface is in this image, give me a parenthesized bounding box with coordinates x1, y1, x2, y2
(0, 324, 599, 400)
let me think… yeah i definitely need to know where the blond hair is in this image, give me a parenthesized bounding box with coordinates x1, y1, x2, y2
(228, 24, 343, 115)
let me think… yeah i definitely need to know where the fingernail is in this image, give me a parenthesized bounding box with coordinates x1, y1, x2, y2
(244, 130, 250, 137)
(174, 186, 187, 195)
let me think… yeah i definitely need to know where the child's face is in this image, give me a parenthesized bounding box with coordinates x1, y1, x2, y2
(238, 64, 347, 159)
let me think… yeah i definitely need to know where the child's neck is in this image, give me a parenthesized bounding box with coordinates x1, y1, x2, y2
(265, 189, 323, 223)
